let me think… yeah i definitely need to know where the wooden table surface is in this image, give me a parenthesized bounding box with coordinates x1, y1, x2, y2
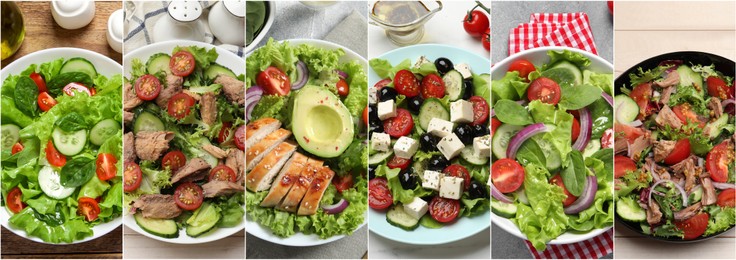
(614, 1, 736, 259)
(122, 226, 244, 259)
(0, 1, 122, 68)
(1, 226, 122, 259)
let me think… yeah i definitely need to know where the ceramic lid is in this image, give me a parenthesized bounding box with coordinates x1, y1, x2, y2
(167, 0, 202, 23)
(108, 9, 124, 40)
(223, 0, 245, 18)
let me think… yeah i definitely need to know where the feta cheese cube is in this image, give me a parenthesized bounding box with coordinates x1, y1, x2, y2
(371, 133, 391, 152)
(439, 176, 464, 200)
(413, 55, 431, 69)
(368, 87, 378, 105)
(427, 118, 454, 138)
(450, 100, 474, 123)
(437, 133, 465, 160)
(455, 63, 472, 79)
(422, 170, 442, 190)
(473, 135, 491, 157)
(377, 100, 396, 120)
(393, 136, 419, 159)
(403, 197, 428, 220)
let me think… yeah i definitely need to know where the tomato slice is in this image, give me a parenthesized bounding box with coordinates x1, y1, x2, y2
(218, 122, 233, 144)
(362, 106, 370, 126)
(6, 187, 25, 214)
(630, 82, 652, 120)
(672, 104, 705, 128)
(383, 108, 414, 138)
(369, 177, 393, 210)
(134, 74, 162, 101)
(571, 117, 581, 143)
(469, 96, 489, 126)
(387, 156, 411, 170)
(63, 82, 92, 96)
(491, 158, 525, 193)
(167, 92, 196, 119)
(420, 74, 446, 99)
(675, 213, 709, 240)
(508, 59, 536, 80)
(550, 174, 577, 207)
(45, 140, 66, 167)
(124, 161, 143, 192)
(37, 92, 57, 112)
(77, 197, 101, 222)
(614, 123, 646, 144)
(374, 78, 392, 89)
(162, 150, 187, 172)
(600, 128, 614, 149)
(336, 79, 349, 97)
(96, 153, 117, 181)
(429, 196, 460, 223)
(527, 77, 561, 105)
(169, 50, 196, 77)
(443, 164, 471, 191)
(491, 118, 502, 137)
(234, 125, 245, 151)
(706, 76, 734, 100)
(29, 72, 48, 93)
(209, 165, 237, 182)
(706, 141, 734, 183)
(333, 174, 354, 193)
(257, 66, 291, 96)
(11, 142, 23, 155)
(393, 69, 420, 98)
(663, 139, 691, 165)
(717, 189, 735, 208)
(174, 182, 204, 211)
(614, 155, 637, 178)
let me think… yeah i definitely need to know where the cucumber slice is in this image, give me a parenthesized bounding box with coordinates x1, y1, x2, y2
(548, 60, 583, 85)
(386, 204, 420, 231)
(204, 64, 237, 80)
(1, 124, 21, 151)
(38, 166, 75, 199)
(513, 189, 529, 205)
(59, 57, 97, 79)
(492, 124, 523, 159)
(582, 139, 601, 158)
(616, 196, 646, 222)
(442, 70, 464, 101)
(134, 213, 180, 238)
(418, 98, 450, 131)
(461, 145, 488, 166)
(146, 53, 172, 75)
(491, 199, 517, 218)
(89, 119, 120, 146)
(369, 151, 393, 165)
(677, 65, 703, 95)
(614, 95, 638, 123)
(52, 127, 87, 156)
(531, 135, 561, 172)
(186, 202, 221, 237)
(413, 160, 427, 183)
(133, 111, 165, 133)
(706, 115, 728, 138)
(689, 185, 703, 204)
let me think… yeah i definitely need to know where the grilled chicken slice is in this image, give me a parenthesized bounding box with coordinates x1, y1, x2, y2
(245, 118, 282, 151)
(298, 166, 336, 216)
(260, 152, 309, 207)
(202, 181, 244, 198)
(245, 142, 297, 192)
(131, 194, 182, 219)
(171, 158, 211, 184)
(246, 128, 291, 171)
(277, 158, 324, 213)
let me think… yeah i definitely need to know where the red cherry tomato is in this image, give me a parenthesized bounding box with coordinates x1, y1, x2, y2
(6, 187, 25, 214)
(571, 117, 581, 143)
(387, 156, 411, 170)
(527, 77, 561, 105)
(77, 197, 101, 221)
(169, 50, 196, 77)
(333, 174, 354, 193)
(443, 164, 471, 191)
(96, 153, 117, 181)
(383, 108, 414, 138)
(717, 189, 735, 208)
(369, 177, 393, 210)
(166, 93, 196, 119)
(706, 141, 734, 183)
(706, 76, 734, 99)
(469, 96, 489, 126)
(374, 78, 392, 89)
(674, 213, 709, 240)
(362, 106, 370, 126)
(663, 139, 691, 165)
(257, 66, 291, 96)
(491, 118, 502, 136)
(162, 151, 187, 172)
(11, 142, 24, 155)
(463, 9, 489, 38)
(420, 74, 446, 99)
(393, 70, 420, 98)
(134, 74, 162, 101)
(174, 182, 204, 211)
(38, 92, 57, 112)
(45, 140, 66, 167)
(29, 72, 48, 93)
(630, 82, 652, 120)
(614, 155, 637, 178)
(218, 122, 233, 144)
(124, 162, 143, 192)
(336, 79, 349, 97)
(550, 174, 578, 206)
(482, 28, 490, 51)
(491, 158, 525, 193)
(429, 196, 460, 223)
(209, 165, 237, 182)
(507, 59, 536, 80)
(234, 125, 245, 151)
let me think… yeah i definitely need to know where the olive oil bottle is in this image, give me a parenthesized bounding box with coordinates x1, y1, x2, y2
(1, 2, 25, 60)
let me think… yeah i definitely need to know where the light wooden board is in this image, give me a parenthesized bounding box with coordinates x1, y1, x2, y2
(615, 1, 735, 31)
(122, 226, 244, 259)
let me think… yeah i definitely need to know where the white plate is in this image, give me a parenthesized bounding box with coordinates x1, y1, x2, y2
(245, 38, 367, 247)
(123, 40, 245, 244)
(0, 47, 123, 244)
(490, 46, 613, 245)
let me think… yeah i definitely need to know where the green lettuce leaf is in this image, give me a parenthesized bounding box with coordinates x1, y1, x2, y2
(512, 164, 569, 251)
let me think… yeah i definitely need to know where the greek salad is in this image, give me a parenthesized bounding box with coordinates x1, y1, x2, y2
(490, 50, 614, 250)
(367, 54, 491, 231)
(1, 57, 123, 243)
(614, 60, 736, 240)
(123, 46, 245, 239)
(245, 39, 368, 239)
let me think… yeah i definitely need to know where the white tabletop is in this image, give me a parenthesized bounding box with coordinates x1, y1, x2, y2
(123, 226, 244, 259)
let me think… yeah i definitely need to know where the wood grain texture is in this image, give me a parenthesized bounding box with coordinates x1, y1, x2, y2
(615, 227, 736, 259)
(615, 1, 736, 31)
(0, 1, 122, 67)
(122, 226, 244, 259)
(1, 226, 122, 259)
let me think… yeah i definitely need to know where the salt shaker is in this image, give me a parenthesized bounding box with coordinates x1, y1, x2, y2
(152, 0, 205, 42)
(107, 9, 123, 53)
(208, 0, 245, 46)
(51, 0, 96, 30)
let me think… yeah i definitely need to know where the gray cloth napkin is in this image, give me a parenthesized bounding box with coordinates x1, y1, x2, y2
(324, 10, 368, 58)
(246, 226, 367, 259)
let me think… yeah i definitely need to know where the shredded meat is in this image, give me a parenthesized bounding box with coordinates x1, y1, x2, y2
(203, 144, 228, 159)
(653, 140, 676, 162)
(645, 157, 670, 180)
(225, 148, 245, 182)
(708, 97, 723, 119)
(646, 200, 663, 225)
(123, 132, 136, 163)
(659, 86, 675, 106)
(628, 135, 651, 161)
(655, 105, 683, 129)
(131, 194, 182, 219)
(701, 176, 717, 206)
(123, 82, 143, 111)
(155, 74, 183, 107)
(215, 75, 244, 105)
(674, 202, 702, 221)
(653, 70, 680, 88)
(171, 158, 211, 184)
(123, 111, 134, 126)
(134, 131, 174, 161)
(200, 92, 217, 125)
(202, 181, 244, 198)
(614, 136, 628, 155)
(672, 155, 699, 192)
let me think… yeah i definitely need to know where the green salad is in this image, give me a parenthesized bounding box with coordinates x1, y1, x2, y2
(491, 50, 614, 250)
(1, 57, 123, 243)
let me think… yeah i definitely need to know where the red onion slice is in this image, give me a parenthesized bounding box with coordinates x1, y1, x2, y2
(722, 98, 735, 108)
(507, 123, 548, 158)
(490, 182, 514, 204)
(601, 92, 613, 107)
(649, 162, 660, 182)
(246, 101, 258, 121)
(490, 109, 495, 118)
(648, 179, 688, 208)
(292, 61, 309, 90)
(627, 120, 643, 127)
(63, 83, 92, 96)
(334, 69, 348, 79)
(322, 198, 349, 214)
(564, 175, 598, 214)
(572, 108, 592, 151)
(712, 182, 736, 190)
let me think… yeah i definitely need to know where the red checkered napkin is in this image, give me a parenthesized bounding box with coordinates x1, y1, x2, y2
(509, 23, 561, 56)
(508, 12, 598, 56)
(524, 228, 614, 259)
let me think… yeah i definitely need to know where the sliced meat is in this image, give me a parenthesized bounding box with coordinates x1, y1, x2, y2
(653, 140, 676, 162)
(134, 131, 174, 161)
(245, 118, 282, 150)
(260, 153, 309, 207)
(183, 89, 201, 101)
(225, 148, 245, 182)
(215, 75, 244, 105)
(614, 136, 628, 155)
(278, 158, 324, 213)
(124, 82, 143, 111)
(674, 202, 702, 221)
(155, 74, 183, 108)
(202, 181, 244, 198)
(660, 86, 675, 105)
(203, 144, 228, 159)
(646, 199, 663, 225)
(123, 132, 136, 162)
(672, 155, 699, 192)
(171, 158, 211, 184)
(628, 135, 651, 162)
(701, 176, 717, 206)
(645, 157, 670, 180)
(131, 194, 182, 219)
(245, 142, 297, 192)
(124, 111, 134, 126)
(200, 92, 217, 125)
(708, 97, 723, 119)
(246, 128, 291, 171)
(653, 70, 680, 88)
(655, 105, 683, 129)
(298, 167, 336, 215)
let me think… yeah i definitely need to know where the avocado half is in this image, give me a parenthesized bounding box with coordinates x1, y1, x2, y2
(291, 85, 354, 158)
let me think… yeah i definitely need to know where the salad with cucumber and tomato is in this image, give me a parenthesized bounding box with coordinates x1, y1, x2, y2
(124, 46, 245, 239)
(245, 39, 368, 239)
(367, 54, 491, 231)
(1, 57, 123, 243)
(490, 50, 614, 250)
(614, 60, 735, 240)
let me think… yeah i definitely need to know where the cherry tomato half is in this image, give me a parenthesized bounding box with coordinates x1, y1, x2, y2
(429, 196, 460, 223)
(96, 153, 117, 181)
(507, 59, 535, 80)
(169, 50, 196, 77)
(706, 141, 734, 183)
(257, 66, 291, 96)
(717, 189, 735, 208)
(675, 213, 709, 240)
(134, 74, 162, 101)
(393, 70, 420, 98)
(234, 125, 245, 151)
(336, 79, 349, 97)
(420, 74, 445, 99)
(174, 182, 204, 211)
(614, 155, 637, 178)
(491, 158, 525, 193)
(369, 177, 393, 210)
(469, 96, 489, 126)
(387, 156, 411, 170)
(162, 150, 187, 172)
(38, 92, 57, 112)
(333, 174, 354, 193)
(209, 165, 237, 182)
(124, 161, 143, 192)
(6, 187, 25, 214)
(77, 197, 100, 222)
(706, 76, 734, 100)
(167, 92, 196, 119)
(383, 108, 414, 138)
(29, 72, 48, 93)
(11, 142, 23, 155)
(45, 140, 66, 167)
(550, 174, 577, 207)
(527, 77, 561, 105)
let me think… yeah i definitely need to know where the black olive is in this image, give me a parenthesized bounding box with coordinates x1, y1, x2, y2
(368, 105, 380, 122)
(469, 180, 489, 199)
(408, 96, 423, 114)
(454, 124, 475, 144)
(419, 133, 439, 152)
(463, 79, 474, 100)
(434, 57, 454, 75)
(368, 165, 376, 180)
(368, 123, 384, 138)
(427, 154, 449, 171)
(472, 124, 490, 137)
(399, 168, 418, 190)
(379, 87, 398, 102)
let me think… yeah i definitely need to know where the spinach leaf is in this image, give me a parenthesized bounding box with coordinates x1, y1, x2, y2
(13, 76, 39, 117)
(55, 112, 87, 132)
(515, 139, 546, 167)
(1, 96, 34, 127)
(559, 83, 602, 110)
(494, 99, 533, 126)
(33, 204, 66, 227)
(46, 72, 93, 97)
(540, 67, 578, 86)
(60, 156, 96, 188)
(246, 1, 267, 45)
(560, 150, 586, 196)
(588, 98, 612, 139)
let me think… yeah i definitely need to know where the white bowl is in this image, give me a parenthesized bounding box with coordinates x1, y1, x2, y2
(490, 46, 613, 245)
(0, 47, 122, 244)
(245, 1, 275, 54)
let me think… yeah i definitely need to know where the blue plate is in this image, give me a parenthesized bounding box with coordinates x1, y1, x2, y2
(367, 44, 491, 245)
